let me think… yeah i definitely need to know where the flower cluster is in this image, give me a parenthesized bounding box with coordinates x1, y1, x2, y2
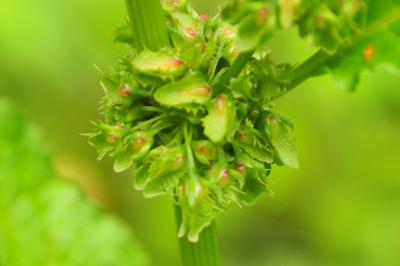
(88, 0, 364, 242)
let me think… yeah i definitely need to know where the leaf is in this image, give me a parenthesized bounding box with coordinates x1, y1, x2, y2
(203, 94, 239, 143)
(238, 142, 274, 164)
(154, 74, 212, 107)
(263, 112, 299, 168)
(234, 127, 274, 164)
(0, 99, 148, 266)
(129, 131, 154, 160)
(113, 151, 134, 173)
(239, 169, 268, 205)
(328, 1, 400, 91)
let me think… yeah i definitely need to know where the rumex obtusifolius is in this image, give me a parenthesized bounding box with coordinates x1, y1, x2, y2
(88, 0, 392, 242)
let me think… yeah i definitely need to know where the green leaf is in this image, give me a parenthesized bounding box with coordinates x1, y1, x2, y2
(239, 170, 268, 205)
(203, 94, 239, 143)
(263, 112, 299, 168)
(129, 131, 154, 160)
(0, 99, 148, 266)
(113, 150, 134, 173)
(238, 142, 274, 164)
(154, 74, 212, 107)
(328, 2, 400, 91)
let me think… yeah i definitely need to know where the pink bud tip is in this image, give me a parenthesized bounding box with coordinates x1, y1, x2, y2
(119, 86, 131, 97)
(199, 14, 209, 22)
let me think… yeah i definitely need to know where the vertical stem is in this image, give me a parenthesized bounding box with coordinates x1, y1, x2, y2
(175, 206, 221, 266)
(125, 1, 222, 265)
(125, 0, 170, 51)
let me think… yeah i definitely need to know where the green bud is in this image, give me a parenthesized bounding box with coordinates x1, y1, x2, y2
(171, 12, 203, 41)
(132, 50, 187, 80)
(130, 131, 154, 160)
(236, 3, 277, 51)
(192, 140, 218, 164)
(203, 94, 239, 143)
(161, 0, 188, 11)
(88, 124, 126, 155)
(143, 146, 186, 197)
(154, 75, 212, 107)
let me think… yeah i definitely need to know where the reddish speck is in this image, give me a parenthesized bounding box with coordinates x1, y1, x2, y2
(106, 135, 118, 143)
(186, 28, 196, 39)
(133, 136, 146, 150)
(169, 0, 178, 8)
(201, 43, 206, 53)
(176, 155, 184, 164)
(363, 44, 374, 62)
(199, 145, 207, 154)
(199, 14, 209, 22)
(256, 7, 270, 26)
(119, 86, 131, 97)
(267, 114, 277, 125)
(236, 163, 246, 173)
(169, 59, 184, 67)
(216, 95, 225, 111)
(192, 86, 212, 96)
(219, 169, 230, 186)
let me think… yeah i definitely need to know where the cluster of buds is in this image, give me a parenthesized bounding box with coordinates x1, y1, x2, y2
(87, 0, 317, 242)
(222, 0, 365, 53)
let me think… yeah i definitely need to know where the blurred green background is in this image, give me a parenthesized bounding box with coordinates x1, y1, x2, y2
(1, 0, 400, 265)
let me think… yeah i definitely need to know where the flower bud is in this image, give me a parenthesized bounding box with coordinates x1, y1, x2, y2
(118, 85, 132, 97)
(132, 50, 186, 80)
(154, 75, 212, 107)
(203, 94, 239, 143)
(161, 0, 188, 11)
(218, 168, 230, 187)
(192, 140, 218, 164)
(130, 131, 154, 160)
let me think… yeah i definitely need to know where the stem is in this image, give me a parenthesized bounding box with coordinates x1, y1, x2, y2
(174, 205, 221, 266)
(213, 51, 254, 95)
(183, 123, 197, 180)
(125, 0, 170, 51)
(125, 1, 222, 265)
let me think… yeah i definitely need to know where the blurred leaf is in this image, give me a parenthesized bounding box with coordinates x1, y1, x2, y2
(0, 99, 148, 266)
(263, 112, 298, 168)
(328, 1, 400, 91)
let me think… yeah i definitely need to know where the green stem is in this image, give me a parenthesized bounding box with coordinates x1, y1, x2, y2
(125, 0, 170, 51)
(213, 51, 254, 95)
(183, 123, 197, 181)
(174, 205, 221, 266)
(125, 1, 222, 265)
